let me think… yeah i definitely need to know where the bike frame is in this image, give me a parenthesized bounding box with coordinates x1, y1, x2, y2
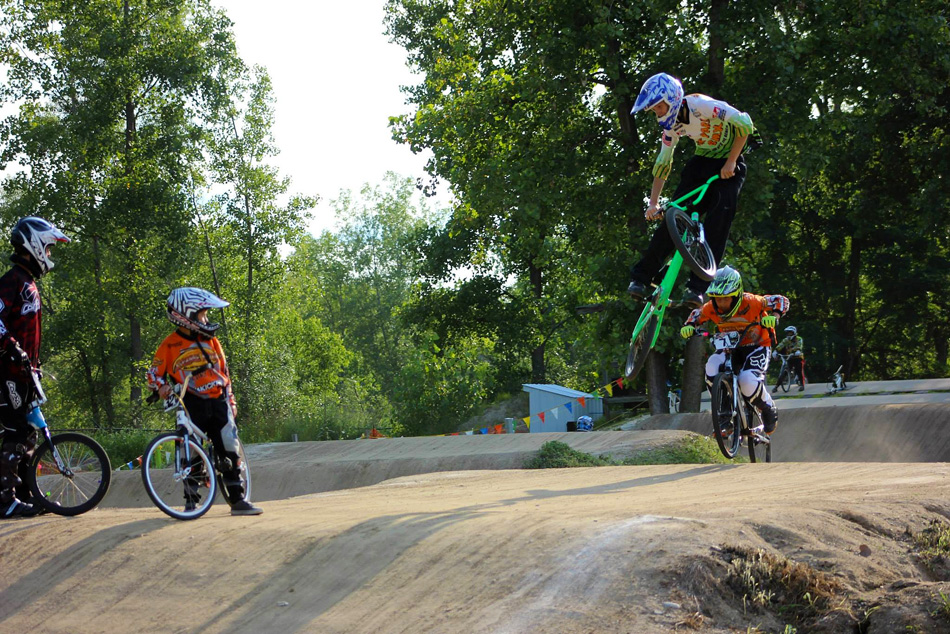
(629, 175, 720, 350)
(161, 374, 212, 483)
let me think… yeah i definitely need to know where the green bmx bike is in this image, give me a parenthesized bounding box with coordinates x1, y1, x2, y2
(625, 175, 720, 381)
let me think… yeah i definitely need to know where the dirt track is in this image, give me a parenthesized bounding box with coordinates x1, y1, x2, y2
(3, 403, 950, 633)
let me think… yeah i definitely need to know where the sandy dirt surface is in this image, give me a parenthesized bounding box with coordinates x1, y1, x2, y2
(3, 403, 950, 633)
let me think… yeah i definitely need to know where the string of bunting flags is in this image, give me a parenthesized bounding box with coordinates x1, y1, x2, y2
(436, 376, 626, 436)
(115, 455, 143, 472)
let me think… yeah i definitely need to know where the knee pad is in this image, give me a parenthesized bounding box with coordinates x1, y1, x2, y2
(220, 421, 240, 455)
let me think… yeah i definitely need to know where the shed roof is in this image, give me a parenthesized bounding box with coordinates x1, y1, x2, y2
(522, 384, 593, 399)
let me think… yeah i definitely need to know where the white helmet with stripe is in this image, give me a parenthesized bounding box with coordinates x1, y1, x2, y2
(166, 287, 229, 337)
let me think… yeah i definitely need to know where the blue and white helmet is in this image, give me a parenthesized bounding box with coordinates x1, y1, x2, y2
(631, 73, 684, 131)
(576, 415, 593, 432)
(785, 326, 797, 336)
(167, 287, 229, 337)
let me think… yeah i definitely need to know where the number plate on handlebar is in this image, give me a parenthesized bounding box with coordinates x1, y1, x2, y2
(713, 331, 740, 351)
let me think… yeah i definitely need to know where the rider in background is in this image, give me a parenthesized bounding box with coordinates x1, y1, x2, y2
(679, 266, 788, 435)
(774, 325, 806, 392)
(0, 217, 69, 519)
(626, 72, 756, 309)
(147, 287, 262, 516)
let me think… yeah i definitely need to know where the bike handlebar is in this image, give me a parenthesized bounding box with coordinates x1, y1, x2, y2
(691, 319, 778, 348)
(663, 175, 721, 213)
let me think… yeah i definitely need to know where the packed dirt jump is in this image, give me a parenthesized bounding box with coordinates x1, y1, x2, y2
(4, 398, 950, 633)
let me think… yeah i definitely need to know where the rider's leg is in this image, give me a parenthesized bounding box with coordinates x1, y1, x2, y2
(685, 156, 746, 295)
(189, 396, 262, 515)
(792, 358, 805, 390)
(736, 346, 777, 434)
(0, 419, 39, 518)
(704, 352, 726, 392)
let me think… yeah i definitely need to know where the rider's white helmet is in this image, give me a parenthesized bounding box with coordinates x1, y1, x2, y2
(11, 216, 70, 276)
(166, 287, 229, 338)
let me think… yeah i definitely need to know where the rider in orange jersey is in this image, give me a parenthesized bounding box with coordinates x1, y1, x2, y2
(148, 287, 262, 516)
(680, 266, 788, 434)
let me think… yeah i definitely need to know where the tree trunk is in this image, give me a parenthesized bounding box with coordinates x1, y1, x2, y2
(645, 351, 668, 414)
(529, 260, 545, 383)
(706, 0, 726, 90)
(681, 336, 707, 412)
(78, 349, 102, 430)
(843, 234, 862, 378)
(91, 236, 117, 429)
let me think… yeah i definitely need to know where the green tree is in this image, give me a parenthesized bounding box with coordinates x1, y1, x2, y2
(0, 0, 244, 426)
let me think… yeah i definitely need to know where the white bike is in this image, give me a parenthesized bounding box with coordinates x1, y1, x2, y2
(141, 374, 252, 520)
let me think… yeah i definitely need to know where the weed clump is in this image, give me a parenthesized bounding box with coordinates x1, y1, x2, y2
(913, 519, 950, 581)
(722, 545, 842, 624)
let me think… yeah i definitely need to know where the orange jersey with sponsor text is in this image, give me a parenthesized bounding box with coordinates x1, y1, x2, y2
(147, 330, 233, 403)
(686, 292, 788, 348)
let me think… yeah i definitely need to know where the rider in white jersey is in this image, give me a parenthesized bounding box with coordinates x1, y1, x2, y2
(627, 73, 756, 309)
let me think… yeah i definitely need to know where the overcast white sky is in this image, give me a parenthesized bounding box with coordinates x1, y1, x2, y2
(220, 1, 446, 235)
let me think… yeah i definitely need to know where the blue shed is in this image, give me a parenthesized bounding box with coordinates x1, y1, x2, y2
(522, 384, 603, 433)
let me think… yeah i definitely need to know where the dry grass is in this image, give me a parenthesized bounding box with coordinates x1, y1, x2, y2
(722, 545, 843, 624)
(914, 519, 950, 581)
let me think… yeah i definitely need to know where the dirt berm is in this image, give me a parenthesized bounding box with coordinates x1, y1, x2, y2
(5, 404, 950, 633)
(635, 402, 950, 462)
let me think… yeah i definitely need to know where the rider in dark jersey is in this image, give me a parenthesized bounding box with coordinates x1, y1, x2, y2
(0, 217, 69, 519)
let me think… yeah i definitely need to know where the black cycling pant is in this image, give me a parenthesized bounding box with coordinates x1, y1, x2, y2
(631, 154, 746, 293)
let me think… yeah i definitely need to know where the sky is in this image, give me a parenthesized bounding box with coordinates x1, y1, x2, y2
(220, 0, 447, 235)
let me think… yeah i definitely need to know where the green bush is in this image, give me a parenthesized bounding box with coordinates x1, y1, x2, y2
(621, 434, 736, 465)
(91, 429, 157, 471)
(525, 441, 615, 468)
(526, 434, 737, 469)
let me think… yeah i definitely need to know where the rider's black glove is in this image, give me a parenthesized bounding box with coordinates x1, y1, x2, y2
(1, 335, 30, 373)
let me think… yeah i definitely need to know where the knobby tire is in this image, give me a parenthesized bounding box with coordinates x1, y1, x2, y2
(711, 373, 741, 459)
(625, 312, 659, 382)
(142, 432, 217, 520)
(665, 208, 716, 282)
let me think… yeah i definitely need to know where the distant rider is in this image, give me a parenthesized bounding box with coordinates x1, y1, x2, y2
(627, 72, 757, 308)
(679, 266, 788, 435)
(0, 217, 69, 519)
(774, 325, 806, 392)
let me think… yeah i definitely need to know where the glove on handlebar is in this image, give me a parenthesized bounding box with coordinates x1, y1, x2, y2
(1, 335, 30, 369)
(680, 326, 695, 339)
(761, 315, 777, 329)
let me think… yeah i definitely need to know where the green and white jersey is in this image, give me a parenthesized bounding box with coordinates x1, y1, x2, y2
(652, 94, 755, 180)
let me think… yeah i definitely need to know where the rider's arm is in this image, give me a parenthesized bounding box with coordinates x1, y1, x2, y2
(147, 338, 171, 395)
(652, 131, 678, 181)
(645, 177, 666, 219)
(211, 337, 238, 414)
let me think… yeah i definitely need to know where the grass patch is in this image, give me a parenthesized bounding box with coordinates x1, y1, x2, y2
(913, 519, 950, 581)
(525, 435, 738, 469)
(524, 440, 614, 468)
(722, 545, 843, 625)
(621, 434, 736, 465)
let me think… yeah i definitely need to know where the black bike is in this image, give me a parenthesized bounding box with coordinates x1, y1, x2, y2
(5, 370, 112, 515)
(772, 353, 794, 393)
(696, 323, 775, 463)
